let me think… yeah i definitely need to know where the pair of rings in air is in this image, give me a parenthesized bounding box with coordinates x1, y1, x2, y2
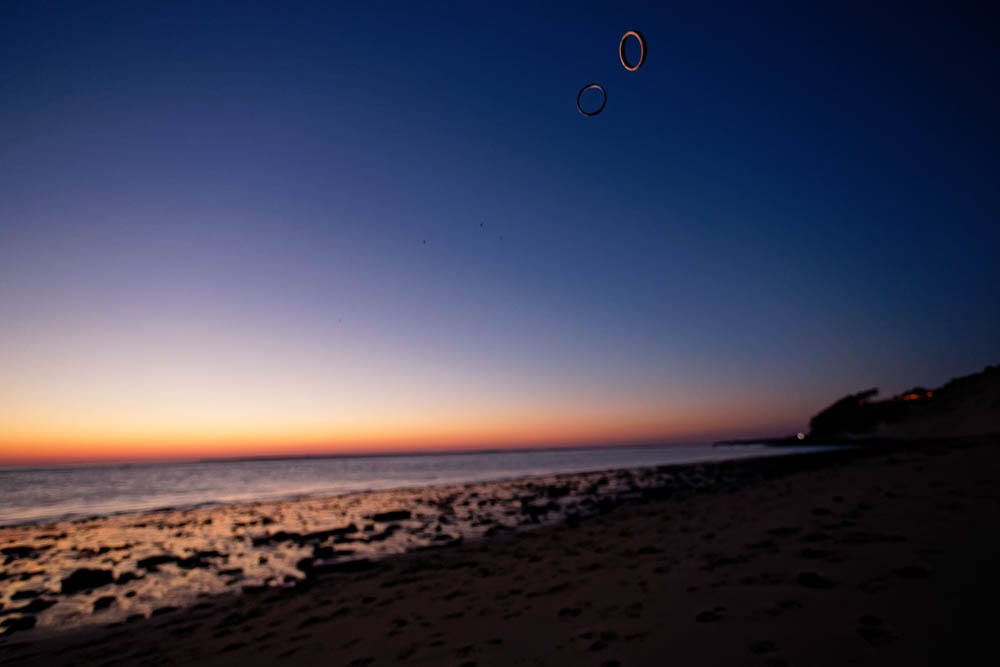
(577, 30, 646, 117)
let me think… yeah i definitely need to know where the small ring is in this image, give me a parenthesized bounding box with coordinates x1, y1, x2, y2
(576, 83, 607, 117)
(619, 30, 647, 72)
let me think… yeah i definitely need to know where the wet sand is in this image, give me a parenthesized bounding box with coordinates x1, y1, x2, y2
(2, 439, 999, 665)
(0, 455, 774, 633)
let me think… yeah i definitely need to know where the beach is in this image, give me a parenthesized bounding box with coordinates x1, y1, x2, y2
(2, 438, 998, 665)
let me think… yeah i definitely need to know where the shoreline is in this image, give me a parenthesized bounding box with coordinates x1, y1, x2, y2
(0, 444, 833, 529)
(3, 436, 999, 665)
(0, 446, 860, 636)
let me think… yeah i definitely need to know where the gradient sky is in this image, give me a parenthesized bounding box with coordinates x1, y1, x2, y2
(1, 1, 998, 463)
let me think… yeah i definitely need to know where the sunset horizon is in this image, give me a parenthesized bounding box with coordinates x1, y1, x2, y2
(0, 351, 983, 464)
(0, 416, 802, 466)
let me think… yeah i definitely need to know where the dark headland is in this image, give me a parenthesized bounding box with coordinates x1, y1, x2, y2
(717, 364, 1000, 447)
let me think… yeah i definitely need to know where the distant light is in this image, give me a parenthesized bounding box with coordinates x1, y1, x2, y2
(796, 432, 805, 440)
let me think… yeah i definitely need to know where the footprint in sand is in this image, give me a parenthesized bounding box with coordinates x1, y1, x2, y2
(766, 599, 803, 616)
(796, 571, 835, 589)
(696, 606, 725, 622)
(751, 640, 777, 654)
(893, 565, 932, 579)
(858, 575, 890, 593)
(857, 615, 896, 646)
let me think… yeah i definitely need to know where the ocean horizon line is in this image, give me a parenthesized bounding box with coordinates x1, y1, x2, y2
(0, 438, 781, 473)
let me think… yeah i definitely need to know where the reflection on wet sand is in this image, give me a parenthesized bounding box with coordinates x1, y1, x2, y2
(1, 455, 794, 634)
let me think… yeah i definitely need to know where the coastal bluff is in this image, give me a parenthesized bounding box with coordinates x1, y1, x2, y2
(807, 365, 1000, 441)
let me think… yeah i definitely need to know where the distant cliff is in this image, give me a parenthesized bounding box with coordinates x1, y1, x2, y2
(808, 365, 1000, 440)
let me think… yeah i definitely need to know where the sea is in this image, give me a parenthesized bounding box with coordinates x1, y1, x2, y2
(0, 444, 831, 526)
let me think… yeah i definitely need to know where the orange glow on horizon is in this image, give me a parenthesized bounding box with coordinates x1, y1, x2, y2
(0, 404, 796, 466)
(0, 307, 804, 466)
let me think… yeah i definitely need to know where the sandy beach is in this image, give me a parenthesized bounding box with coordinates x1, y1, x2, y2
(1, 438, 997, 665)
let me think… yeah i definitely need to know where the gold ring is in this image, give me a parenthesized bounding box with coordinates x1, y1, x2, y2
(619, 30, 646, 72)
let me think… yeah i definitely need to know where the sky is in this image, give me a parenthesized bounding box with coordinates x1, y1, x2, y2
(1, 1, 998, 464)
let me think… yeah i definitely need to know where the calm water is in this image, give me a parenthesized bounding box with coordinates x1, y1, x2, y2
(0, 444, 829, 526)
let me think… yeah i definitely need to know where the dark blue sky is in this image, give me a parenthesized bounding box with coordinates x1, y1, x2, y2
(1, 1, 998, 456)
